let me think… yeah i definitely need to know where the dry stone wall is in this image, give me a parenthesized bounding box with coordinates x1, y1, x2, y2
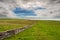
(0, 25, 33, 40)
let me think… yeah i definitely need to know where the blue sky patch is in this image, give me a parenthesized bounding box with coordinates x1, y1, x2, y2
(12, 7, 36, 17)
(34, 7, 46, 10)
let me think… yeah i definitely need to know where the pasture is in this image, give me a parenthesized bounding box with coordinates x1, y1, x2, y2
(0, 19, 34, 32)
(0, 20, 60, 40)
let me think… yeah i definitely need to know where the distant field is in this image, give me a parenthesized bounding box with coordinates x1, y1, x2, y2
(4, 20, 60, 40)
(0, 19, 34, 32)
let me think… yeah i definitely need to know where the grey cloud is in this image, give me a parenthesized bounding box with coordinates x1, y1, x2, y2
(0, 0, 60, 19)
(21, 0, 36, 4)
(0, 13, 7, 18)
(20, 0, 60, 19)
(0, 1, 17, 18)
(54, 16, 60, 19)
(0, 9, 9, 18)
(0, 0, 3, 2)
(47, 0, 60, 5)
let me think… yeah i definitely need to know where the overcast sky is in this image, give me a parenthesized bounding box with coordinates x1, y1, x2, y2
(0, 0, 60, 19)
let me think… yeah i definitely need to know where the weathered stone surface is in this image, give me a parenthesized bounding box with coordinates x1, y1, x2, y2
(0, 25, 33, 40)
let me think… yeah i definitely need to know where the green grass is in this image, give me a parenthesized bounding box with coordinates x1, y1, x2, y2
(0, 19, 34, 32)
(3, 20, 60, 40)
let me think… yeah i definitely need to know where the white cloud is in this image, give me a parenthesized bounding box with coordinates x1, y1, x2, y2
(0, 0, 17, 18)
(0, 0, 60, 19)
(17, 0, 60, 18)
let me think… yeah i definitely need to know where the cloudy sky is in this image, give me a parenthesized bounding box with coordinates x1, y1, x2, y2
(0, 0, 60, 19)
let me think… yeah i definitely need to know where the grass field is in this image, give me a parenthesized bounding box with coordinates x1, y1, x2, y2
(0, 19, 34, 32)
(3, 20, 60, 40)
